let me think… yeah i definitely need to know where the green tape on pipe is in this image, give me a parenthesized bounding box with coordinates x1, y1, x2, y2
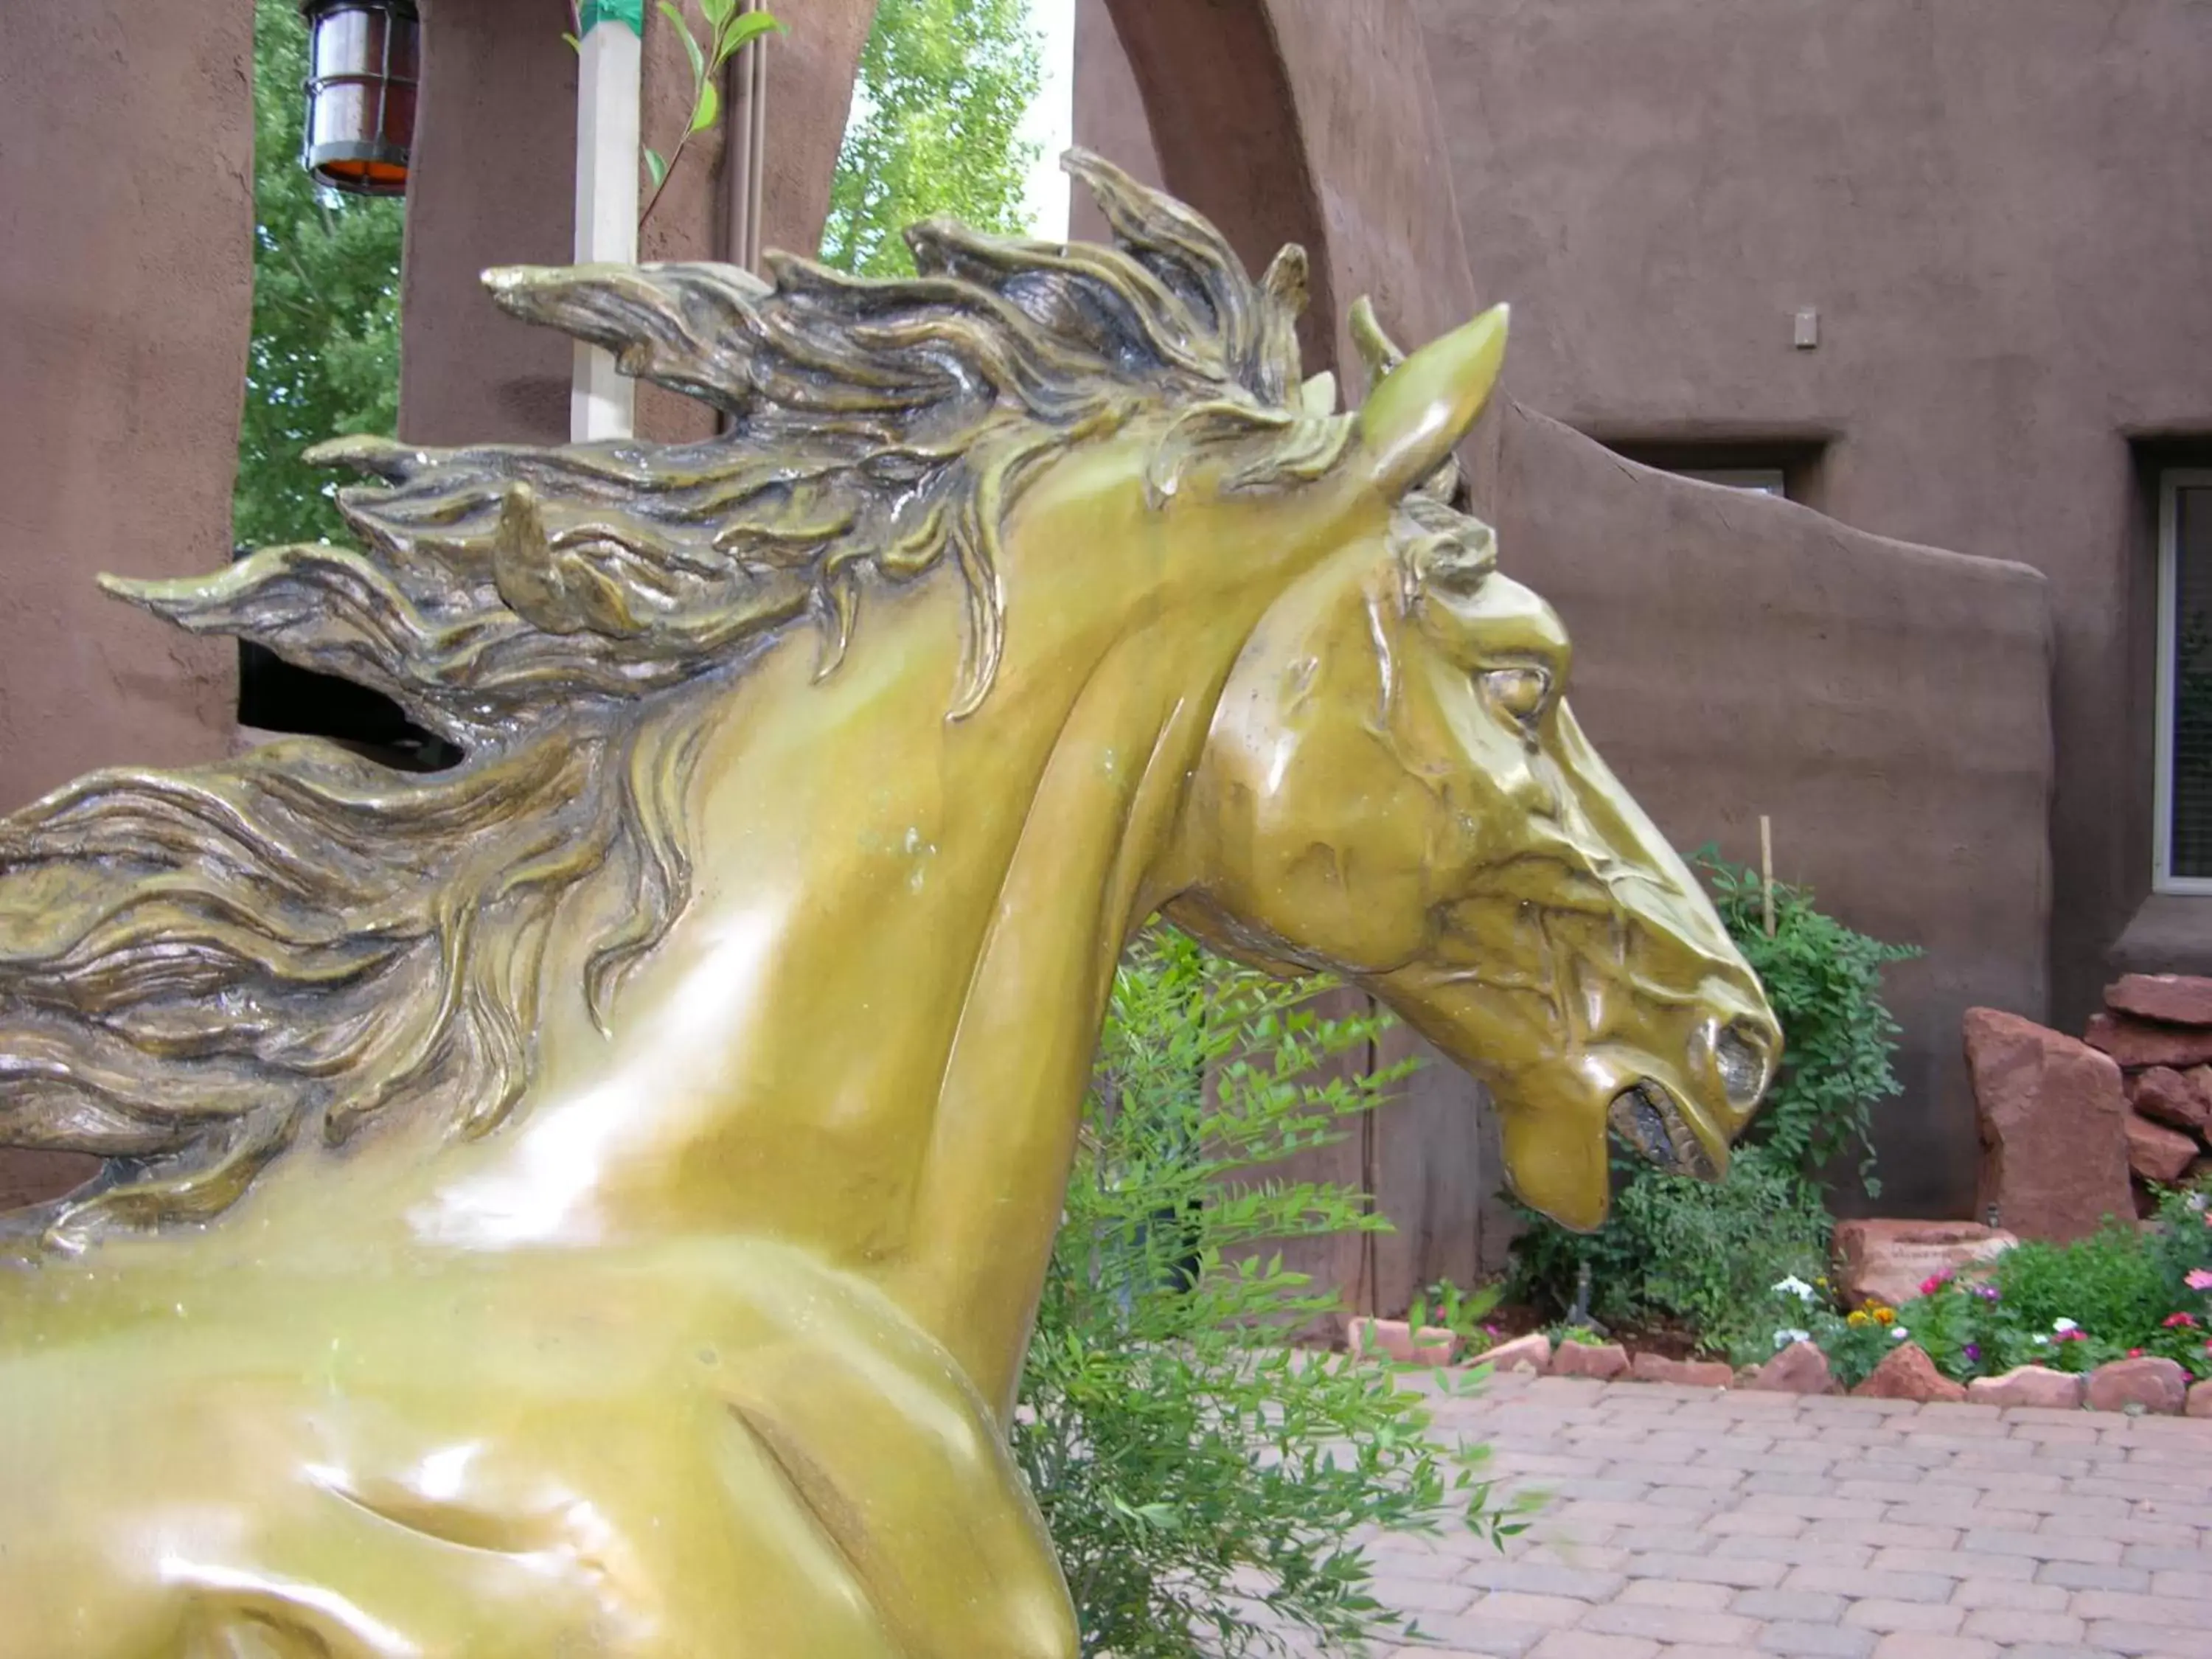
(579, 0, 644, 34)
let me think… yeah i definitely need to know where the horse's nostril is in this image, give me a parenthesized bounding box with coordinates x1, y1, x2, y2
(1716, 1023, 1773, 1110)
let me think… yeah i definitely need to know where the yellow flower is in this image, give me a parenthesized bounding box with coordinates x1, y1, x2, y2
(1874, 1307, 1896, 1325)
(1847, 1310, 1869, 1328)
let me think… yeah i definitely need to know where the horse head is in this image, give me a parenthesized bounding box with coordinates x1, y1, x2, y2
(1161, 302, 1780, 1231)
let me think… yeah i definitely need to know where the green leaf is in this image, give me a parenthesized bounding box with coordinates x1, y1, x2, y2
(642, 146, 668, 189)
(660, 0, 709, 89)
(562, 30, 582, 50)
(699, 0, 735, 24)
(718, 9, 784, 58)
(689, 77, 720, 134)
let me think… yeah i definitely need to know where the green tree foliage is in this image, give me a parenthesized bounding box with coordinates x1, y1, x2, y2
(821, 0, 1043, 276)
(1019, 930, 1526, 1657)
(233, 0, 406, 550)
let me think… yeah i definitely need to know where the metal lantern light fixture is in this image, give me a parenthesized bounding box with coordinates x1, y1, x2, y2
(299, 0, 420, 196)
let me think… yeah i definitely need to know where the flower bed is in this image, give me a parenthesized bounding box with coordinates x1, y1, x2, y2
(1790, 1186, 2212, 1390)
(1352, 1187, 2212, 1416)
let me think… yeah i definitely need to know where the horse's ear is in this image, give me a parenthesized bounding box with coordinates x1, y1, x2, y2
(1351, 304, 1509, 503)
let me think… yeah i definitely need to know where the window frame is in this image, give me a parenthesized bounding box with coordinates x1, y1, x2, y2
(1674, 467, 1787, 498)
(2155, 468, 2212, 894)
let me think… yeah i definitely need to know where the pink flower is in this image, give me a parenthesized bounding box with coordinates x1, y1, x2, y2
(2166, 1312, 2199, 1329)
(1919, 1272, 1951, 1297)
(2188, 1268, 2212, 1290)
(2129, 1348, 2146, 1358)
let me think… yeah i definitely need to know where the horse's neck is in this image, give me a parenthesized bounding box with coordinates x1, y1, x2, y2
(397, 551, 1215, 1410)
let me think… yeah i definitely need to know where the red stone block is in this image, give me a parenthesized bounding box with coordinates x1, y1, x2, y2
(1348, 1317, 1461, 1366)
(2083, 1354, 2188, 1414)
(2106, 973, 2212, 1028)
(2127, 1065, 2212, 1135)
(1965, 1365, 2084, 1409)
(1747, 1340, 1833, 1395)
(1629, 1352, 1734, 1388)
(1851, 1342, 1966, 1403)
(1833, 1218, 2015, 1310)
(2085, 1012, 2212, 1070)
(1549, 1339, 1629, 1380)
(1479, 1332, 1550, 1374)
(1965, 1009, 2132, 1241)
(2126, 1112, 2199, 1183)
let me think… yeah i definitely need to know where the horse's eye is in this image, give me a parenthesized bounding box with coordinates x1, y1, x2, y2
(1481, 666, 1552, 731)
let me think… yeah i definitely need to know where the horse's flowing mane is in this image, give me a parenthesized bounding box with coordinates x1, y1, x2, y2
(0, 153, 1347, 1251)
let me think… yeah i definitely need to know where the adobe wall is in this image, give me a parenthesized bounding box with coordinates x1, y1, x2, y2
(1419, 0, 2212, 1029)
(398, 0, 579, 446)
(1492, 408, 2053, 1219)
(1075, 0, 1475, 381)
(1073, 4, 2063, 1242)
(0, 1, 248, 813)
(400, 0, 878, 446)
(0, 0, 256, 1208)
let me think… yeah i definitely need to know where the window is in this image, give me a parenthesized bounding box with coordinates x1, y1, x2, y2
(2157, 472, 2212, 891)
(1673, 468, 1786, 497)
(1593, 439, 1824, 505)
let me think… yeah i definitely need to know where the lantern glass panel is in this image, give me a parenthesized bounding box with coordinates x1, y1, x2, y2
(302, 1, 418, 197)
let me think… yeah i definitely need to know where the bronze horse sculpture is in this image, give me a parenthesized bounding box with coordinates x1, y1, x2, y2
(0, 156, 1778, 1656)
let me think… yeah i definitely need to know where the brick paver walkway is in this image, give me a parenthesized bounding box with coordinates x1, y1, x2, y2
(1366, 1373, 2212, 1659)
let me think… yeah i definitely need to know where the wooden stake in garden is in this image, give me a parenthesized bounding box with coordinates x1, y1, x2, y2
(1760, 814, 1775, 937)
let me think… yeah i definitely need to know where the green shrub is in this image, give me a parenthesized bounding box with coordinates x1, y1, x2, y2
(1507, 855, 1916, 1360)
(1507, 1146, 1833, 1366)
(1017, 929, 1526, 1658)
(1609, 1151, 1835, 1364)
(1992, 1220, 2182, 1345)
(1700, 853, 1920, 1192)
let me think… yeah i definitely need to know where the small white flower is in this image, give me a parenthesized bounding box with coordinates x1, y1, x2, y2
(1891, 1326, 1910, 1341)
(1772, 1276, 1816, 1302)
(2053, 1318, 2078, 1335)
(2031, 1333, 2050, 1346)
(1773, 1327, 1811, 1349)
(2189, 1193, 2207, 1213)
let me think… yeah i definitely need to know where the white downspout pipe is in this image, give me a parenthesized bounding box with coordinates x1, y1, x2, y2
(571, 0, 641, 441)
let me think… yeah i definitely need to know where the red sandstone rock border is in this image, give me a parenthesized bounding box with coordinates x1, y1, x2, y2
(1346, 1318, 2212, 1415)
(1341, 975, 2212, 1416)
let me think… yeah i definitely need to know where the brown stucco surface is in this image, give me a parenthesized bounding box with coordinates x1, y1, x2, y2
(0, 0, 256, 1208)
(1418, 0, 2212, 1027)
(1213, 410, 2056, 1271)
(1068, 0, 1162, 244)
(0, 1, 248, 814)
(2110, 895, 2212, 981)
(754, 0, 877, 261)
(1079, 0, 1477, 381)
(1492, 406, 2053, 1218)
(399, 0, 578, 445)
(400, 1, 876, 447)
